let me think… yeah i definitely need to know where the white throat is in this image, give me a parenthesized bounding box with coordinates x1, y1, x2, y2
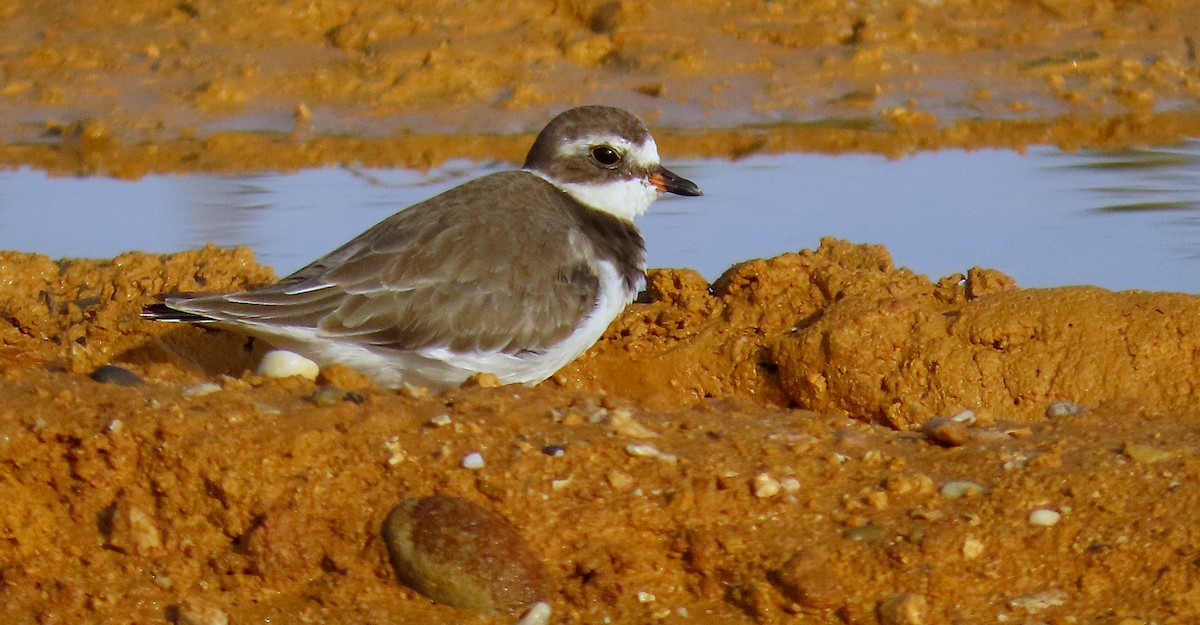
(526, 136, 665, 222)
(531, 172, 659, 221)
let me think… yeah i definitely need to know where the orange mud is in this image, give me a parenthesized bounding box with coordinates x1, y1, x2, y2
(1, 0, 1200, 175)
(4, 241, 1200, 624)
(3, 1, 1200, 624)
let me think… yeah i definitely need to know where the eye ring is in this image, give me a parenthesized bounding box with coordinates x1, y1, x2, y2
(589, 145, 621, 168)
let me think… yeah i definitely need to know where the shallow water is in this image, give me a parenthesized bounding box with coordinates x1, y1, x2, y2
(2, 141, 1198, 292)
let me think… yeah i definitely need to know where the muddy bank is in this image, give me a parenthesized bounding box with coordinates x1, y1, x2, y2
(2, 0, 1200, 175)
(3, 241, 1200, 623)
(3, 0, 1200, 622)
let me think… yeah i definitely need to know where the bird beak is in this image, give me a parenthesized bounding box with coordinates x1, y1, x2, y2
(650, 166, 702, 197)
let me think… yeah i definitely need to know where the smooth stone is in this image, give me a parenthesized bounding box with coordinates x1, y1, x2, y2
(939, 481, 984, 498)
(257, 349, 319, 381)
(1028, 508, 1061, 526)
(921, 416, 969, 447)
(90, 364, 143, 387)
(382, 496, 547, 614)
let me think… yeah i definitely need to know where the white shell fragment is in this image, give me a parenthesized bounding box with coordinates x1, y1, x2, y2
(1028, 508, 1061, 526)
(462, 452, 486, 469)
(625, 443, 677, 463)
(257, 349, 320, 381)
(753, 473, 782, 498)
(940, 481, 984, 498)
(515, 602, 552, 625)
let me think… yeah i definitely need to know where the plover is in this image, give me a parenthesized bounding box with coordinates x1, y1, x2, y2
(143, 105, 701, 389)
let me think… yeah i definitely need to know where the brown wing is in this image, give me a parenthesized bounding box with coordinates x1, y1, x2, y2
(168, 171, 605, 355)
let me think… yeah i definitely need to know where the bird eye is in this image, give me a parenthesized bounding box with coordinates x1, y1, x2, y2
(589, 145, 621, 167)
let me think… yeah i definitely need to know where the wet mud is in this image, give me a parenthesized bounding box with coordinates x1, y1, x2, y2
(3, 1, 1200, 624)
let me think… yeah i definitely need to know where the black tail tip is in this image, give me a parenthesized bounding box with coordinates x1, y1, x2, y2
(141, 303, 210, 323)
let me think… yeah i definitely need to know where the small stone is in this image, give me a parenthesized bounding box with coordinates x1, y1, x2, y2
(780, 477, 802, 492)
(753, 473, 781, 498)
(541, 444, 566, 457)
(399, 383, 433, 399)
(90, 364, 143, 387)
(921, 417, 969, 447)
(515, 602, 552, 625)
(939, 481, 984, 498)
(462, 452, 486, 469)
(609, 409, 658, 438)
(383, 437, 407, 465)
(772, 549, 843, 609)
(182, 382, 221, 398)
(428, 414, 452, 427)
(103, 494, 162, 556)
(382, 496, 547, 614)
(311, 386, 348, 406)
(843, 524, 883, 541)
(1123, 443, 1173, 464)
(460, 372, 501, 388)
(1028, 508, 1061, 526)
(317, 363, 375, 390)
(878, 592, 928, 625)
(177, 601, 228, 625)
(1046, 400, 1087, 417)
(1007, 588, 1066, 612)
(257, 349, 319, 381)
(962, 537, 985, 559)
(605, 469, 635, 490)
(625, 443, 677, 463)
(948, 409, 977, 425)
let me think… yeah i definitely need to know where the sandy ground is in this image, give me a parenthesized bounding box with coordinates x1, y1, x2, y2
(3, 1, 1200, 624)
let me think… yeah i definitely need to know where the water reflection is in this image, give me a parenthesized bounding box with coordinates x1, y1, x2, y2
(0, 141, 1198, 292)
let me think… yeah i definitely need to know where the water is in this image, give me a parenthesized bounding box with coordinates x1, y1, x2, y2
(2, 141, 1199, 293)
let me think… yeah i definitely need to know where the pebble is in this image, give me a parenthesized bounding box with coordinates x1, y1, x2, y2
(1007, 588, 1066, 612)
(609, 409, 658, 438)
(257, 349, 319, 381)
(949, 409, 977, 425)
(514, 602, 552, 625)
(460, 372, 500, 388)
(1123, 443, 1173, 464)
(461, 452, 486, 469)
(752, 473, 781, 498)
(1045, 400, 1087, 417)
(382, 496, 547, 614)
(182, 382, 221, 398)
(541, 444, 566, 457)
(90, 364, 143, 387)
(428, 414, 452, 427)
(310, 386, 348, 406)
(939, 481, 984, 498)
(961, 537, 985, 559)
(878, 592, 928, 625)
(843, 524, 883, 541)
(177, 602, 229, 625)
(773, 549, 843, 609)
(625, 443, 677, 463)
(921, 416, 969, 447)
(399, 383, 432, 399)
(1028, 508, 1061, 526)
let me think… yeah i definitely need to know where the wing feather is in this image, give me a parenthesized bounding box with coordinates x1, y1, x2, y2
(166, 171, 606, 355)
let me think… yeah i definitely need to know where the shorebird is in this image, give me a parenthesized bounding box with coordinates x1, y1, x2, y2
(143, 105, 701, 389)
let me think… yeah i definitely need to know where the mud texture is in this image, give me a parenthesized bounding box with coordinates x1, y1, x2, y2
(1, 0, 1200, 176)
(4, 1, 1200, 624)
(3, 241, 1200, 624)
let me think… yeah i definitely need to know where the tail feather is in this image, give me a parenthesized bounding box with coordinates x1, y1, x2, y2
(141, 302, 216, 323)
